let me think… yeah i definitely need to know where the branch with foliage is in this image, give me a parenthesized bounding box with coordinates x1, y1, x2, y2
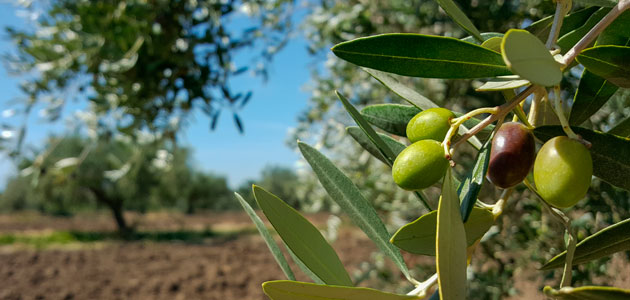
(239, 0, 630, 299)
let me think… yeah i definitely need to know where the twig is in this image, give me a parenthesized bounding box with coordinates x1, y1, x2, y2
(454, 85, 536, 149)
(561, 0, 630, 66)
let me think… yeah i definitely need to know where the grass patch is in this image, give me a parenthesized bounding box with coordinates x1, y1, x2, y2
(0, 228, 230, 249)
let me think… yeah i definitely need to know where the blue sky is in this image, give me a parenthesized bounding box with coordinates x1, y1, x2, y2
(0, 2, 314, 188)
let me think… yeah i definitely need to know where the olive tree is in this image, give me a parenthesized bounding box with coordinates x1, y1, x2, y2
(2, 0, 294, 155)
(239, 0, 630, 299)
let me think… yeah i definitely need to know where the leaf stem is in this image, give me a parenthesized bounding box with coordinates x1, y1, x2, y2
(406, 273, 438, 297)
(443, 107, 498, 159)
(454, 85, 536, 149)
(546, 0, 572, 49)
(523, 178, 577, 288)
(561, 0, 630, 66)
(551, 86, 581, 141)
(491, 188, 513, 220)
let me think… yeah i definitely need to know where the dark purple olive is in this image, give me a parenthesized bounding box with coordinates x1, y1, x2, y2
(486, 122, 535, 188)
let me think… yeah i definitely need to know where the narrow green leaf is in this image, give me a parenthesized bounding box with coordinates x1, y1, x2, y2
(476, 76, 530, 92)
(253, 186, 352, 286)
(391, 207, 494, 256)
(436, 0, 483, 42)
(285, 246, 325, 284)
(458, 131, 493, 222)
(570, 14, 630, 125)
(597, 11, 630, 45)
(363, 68, 483, 150)
(337, 91, 396, 165)
(332, 34, 511, 79)
(234, 192, 296, 281)
(541, 217, 630, 270)
(436, 168, 467, 300)
(526, 6, 600, 43)
(544, 285, 630, 299)
(569, 70, 618, 125)
(346, 126, 406, 165)
(461, 32, 503, 45)
(557, 8, 610, 54)
(533, 126, 630, 191)
(361, 104, 420, 136)
(578, 45, 630, 88)
(609, 116, 630, 137)
(298, 142, 411, 280)
(262, 281, 418, 300)
(501, 29, 563, 87)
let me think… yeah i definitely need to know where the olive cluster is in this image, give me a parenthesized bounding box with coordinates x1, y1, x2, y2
(392, 109, 593, 209)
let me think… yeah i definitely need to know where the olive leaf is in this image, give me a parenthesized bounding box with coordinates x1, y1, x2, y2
(570, 70, 619, 125)
(337, 91, 396, 165)
(391, 207, 494, 256)
(458, 131, 493, 222)
(543, 285, 630, 299)
(361, 104, 420, 136)
(541, 217, 630, 270)
(501, 29, 563, 86)
(297, 142, 412, 281)
(526, 6, 599, 43)
(234, 192, 295, 281)
(436, 168, 467, 300)
(476, 76, 530, 92)
(253, 185, 353, 286)
(263, 281, 418, 300)
(577, 45, 630, 88)
(332, 34, 511, 79)
(436, 0, 483, 42)
(608, 116, 630, 137)
(346, 126, 406, 165)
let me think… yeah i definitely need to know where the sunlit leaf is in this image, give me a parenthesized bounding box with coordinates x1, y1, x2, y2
(577, 45, 630, 88)
(476, 76, 530, 91)
(436, 0, 483, 42)
(346, 126, 406, 165)
(262, 281, 419, 300)
(501, 29, 562, 86)
(541, 217, 630, 270)
(332, 34, 511, 79)
(298, 142, 411, 280)
(534, 126, 630, 191)
(285, 246, 324, 284)
(608, 116, 630, 137)
(436, 168, 467, 300)
(480, 37, 502, 53)
(361, 104, 420, 136)
(460, 32, 503, 45)
(234, 192, 295, 281)
(391, 207, 494, 256)
(544, 285, 630, 299)
(253, 186, 352, 286)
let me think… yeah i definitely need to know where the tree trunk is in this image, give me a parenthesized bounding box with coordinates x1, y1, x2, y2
(89, 187, 131, 236)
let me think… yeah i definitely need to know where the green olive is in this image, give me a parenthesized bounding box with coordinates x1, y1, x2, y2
(392, 139, 449, 190)
(533, 136, 593, 208)
(406, 108, 455, 143)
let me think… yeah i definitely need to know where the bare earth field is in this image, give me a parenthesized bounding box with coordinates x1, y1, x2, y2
(0, 212, 384, 300)
(0, 211, 629, 299)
